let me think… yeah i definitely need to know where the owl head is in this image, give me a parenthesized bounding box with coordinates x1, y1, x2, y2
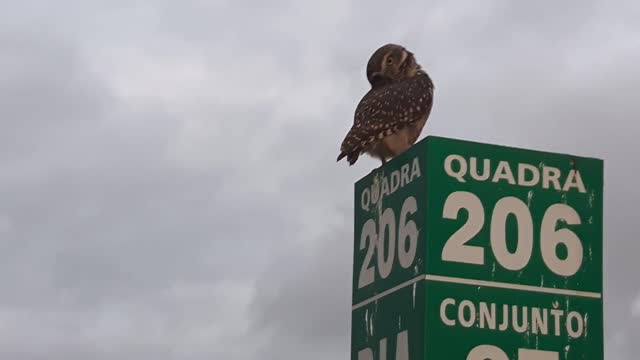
(366, 43, 420, 87)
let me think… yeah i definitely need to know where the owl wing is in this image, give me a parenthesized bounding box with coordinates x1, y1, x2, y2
(337, 72, 434, 165)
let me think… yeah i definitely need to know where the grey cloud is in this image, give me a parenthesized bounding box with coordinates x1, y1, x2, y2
(1, 0, 639, 359)
(0, 9, 285, 359)
(249, 221, 352, 359)
(0, 29, 113, 165)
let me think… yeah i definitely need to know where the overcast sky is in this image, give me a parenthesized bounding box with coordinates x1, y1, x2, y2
(1, 0, 638, 359)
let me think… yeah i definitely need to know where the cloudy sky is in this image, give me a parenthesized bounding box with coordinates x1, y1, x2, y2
(1, 0, 638, 358)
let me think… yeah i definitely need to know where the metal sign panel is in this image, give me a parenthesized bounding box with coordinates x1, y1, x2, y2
(351, 136, 603, 360)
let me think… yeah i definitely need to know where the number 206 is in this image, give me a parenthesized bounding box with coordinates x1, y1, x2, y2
(442, 191, 584, 276)
(358, 196, 419, 289)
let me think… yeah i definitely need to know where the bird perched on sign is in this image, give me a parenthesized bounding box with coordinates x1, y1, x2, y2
(336, 43, 434, 166)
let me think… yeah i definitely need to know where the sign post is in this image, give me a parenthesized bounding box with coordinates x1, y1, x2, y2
(350, 136, 603, 360)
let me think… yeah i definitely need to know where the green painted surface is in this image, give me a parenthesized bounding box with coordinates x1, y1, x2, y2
(352, 143, 428, 305)
(425, 280, 603, 359)
(351, 282, 425, 360)
(424, 136, 603, 293)
(351, 136, 603, 360)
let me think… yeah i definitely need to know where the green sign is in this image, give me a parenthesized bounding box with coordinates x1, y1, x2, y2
(351, 136, 603, 360)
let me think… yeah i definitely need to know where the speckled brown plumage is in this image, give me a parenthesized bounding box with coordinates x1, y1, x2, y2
(337, 44, 434, 166)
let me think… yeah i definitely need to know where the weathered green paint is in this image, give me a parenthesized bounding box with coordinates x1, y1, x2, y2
(424, 136, 603, 293)
(352, 282, 425, 360)
(425, 280, 603, 359)
(352, 144, 427, 305)
(351, 136, 603, 360)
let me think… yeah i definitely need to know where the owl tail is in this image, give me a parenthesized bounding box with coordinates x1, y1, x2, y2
(336, 151, 359, 165)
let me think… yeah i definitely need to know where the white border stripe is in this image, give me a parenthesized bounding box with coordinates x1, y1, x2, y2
(352, 274, 602, 310)
(426, 274, 602, 299)
(352, 275, 423, 310)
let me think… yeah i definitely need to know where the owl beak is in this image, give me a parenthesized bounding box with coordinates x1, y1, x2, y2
(370, 71, 384, 81)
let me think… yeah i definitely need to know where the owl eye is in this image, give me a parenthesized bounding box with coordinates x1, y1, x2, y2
(386, 57, 394, 65)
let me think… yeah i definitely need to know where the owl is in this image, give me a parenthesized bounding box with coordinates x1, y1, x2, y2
(336, 44, 434, 166)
